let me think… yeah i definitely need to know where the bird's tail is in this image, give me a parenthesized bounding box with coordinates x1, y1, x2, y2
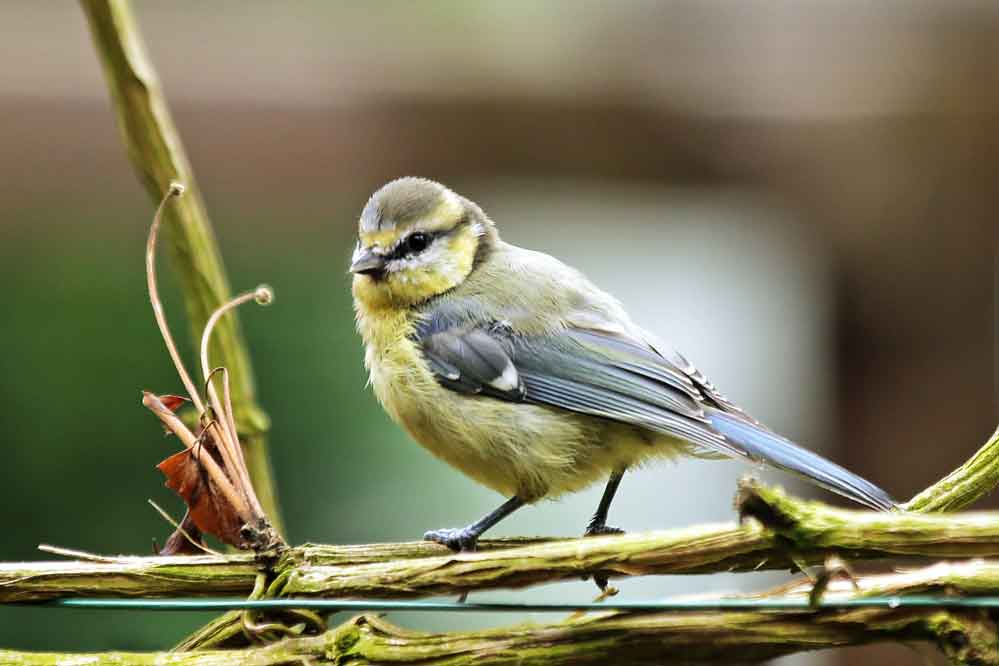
(705, 408, 895, 511)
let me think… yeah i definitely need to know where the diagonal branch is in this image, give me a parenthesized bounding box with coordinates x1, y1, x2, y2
(903, 424, 999, 512)
(738, 475, 999, 556)
(78, 0, 283, 530)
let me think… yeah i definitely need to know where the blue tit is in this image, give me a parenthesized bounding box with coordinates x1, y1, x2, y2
(350, 177, 894, 551)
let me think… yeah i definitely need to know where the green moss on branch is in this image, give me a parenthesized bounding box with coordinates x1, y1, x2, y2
(903, 425, 999, 512)
(12, 489, 999, 604)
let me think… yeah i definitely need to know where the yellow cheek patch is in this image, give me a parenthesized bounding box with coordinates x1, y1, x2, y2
(401, 270, 461, 298)
(445, 230, 477, 275)
(355, 269, 459, 311)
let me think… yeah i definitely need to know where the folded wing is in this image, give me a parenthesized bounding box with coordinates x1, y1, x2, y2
(414, 309, 894, 510)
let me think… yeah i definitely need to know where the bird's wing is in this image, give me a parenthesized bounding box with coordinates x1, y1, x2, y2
(419, 323, 528, 402)
(414, 307, 895, 511)
(414, 311, 741, 456)
(636, 329, 754, 419)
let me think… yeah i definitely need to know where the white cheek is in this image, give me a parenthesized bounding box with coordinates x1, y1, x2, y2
(424, 242, 450, 266)
(388, 242, 452, 278)
(386, 257, 418, 275)
(436, 256, 463, 283)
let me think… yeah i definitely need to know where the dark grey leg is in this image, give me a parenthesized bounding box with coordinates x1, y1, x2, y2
(424, 495, 525, 551)
(585, 469, 626, 536)
(584, 470, 627, 591)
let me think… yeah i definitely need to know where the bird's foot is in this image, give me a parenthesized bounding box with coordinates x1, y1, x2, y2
(583, 524, 624, 591)
(584, 523, 625, 537)
(424, 527, 479, 551)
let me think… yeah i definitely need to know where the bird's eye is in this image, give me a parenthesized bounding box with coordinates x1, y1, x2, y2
(405, 232, 431, 254)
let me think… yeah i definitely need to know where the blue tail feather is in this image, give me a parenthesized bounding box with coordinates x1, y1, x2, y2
(705, 409, 895, 511)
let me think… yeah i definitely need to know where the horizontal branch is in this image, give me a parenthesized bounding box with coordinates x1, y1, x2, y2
(0, 555, 260, 602)
(6, 559, 999, 664)
(274, 500, 999, 598)
(9, 483, 999, 603)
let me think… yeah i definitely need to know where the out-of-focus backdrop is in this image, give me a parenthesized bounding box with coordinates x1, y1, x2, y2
(1, 3, 996, 664)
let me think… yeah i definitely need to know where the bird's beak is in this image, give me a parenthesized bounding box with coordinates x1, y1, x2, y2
(349, 245, 387, 276)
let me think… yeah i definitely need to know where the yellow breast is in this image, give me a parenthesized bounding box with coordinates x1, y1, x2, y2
(352, 296, 674, 501)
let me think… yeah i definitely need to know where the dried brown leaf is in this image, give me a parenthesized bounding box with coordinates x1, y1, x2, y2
(157, 511, 207, 556)
(157, 448, 244, 547)
(159, 395, 190, 413)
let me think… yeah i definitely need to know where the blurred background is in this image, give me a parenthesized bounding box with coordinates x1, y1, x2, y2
(0, 2, 996, 664)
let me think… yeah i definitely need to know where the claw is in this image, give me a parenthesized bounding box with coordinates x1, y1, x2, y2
(584, 524, 625, 537)
(582, 524, 625, 590)
(424, 527, 479, 551)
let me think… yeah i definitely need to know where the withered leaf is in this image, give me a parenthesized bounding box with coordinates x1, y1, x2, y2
(159, 395, 190, 413)
(157, 448, 244, 547)
(146, 392, 193, 437)
(157, 511, 207, 556)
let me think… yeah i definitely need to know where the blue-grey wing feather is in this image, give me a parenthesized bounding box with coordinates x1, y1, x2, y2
(420, 325, 526, 401)
(413, 305, 894, 511)
(414, 312, 739, 456)
(705, 410, 895, 510)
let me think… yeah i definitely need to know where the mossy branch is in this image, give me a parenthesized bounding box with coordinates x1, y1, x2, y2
(8, 477, 999, 603)
(903, 424, 999, 512)
(78, 0, 282, 530)
(3, 419, 998, 660)
(6, 559, 999, 664)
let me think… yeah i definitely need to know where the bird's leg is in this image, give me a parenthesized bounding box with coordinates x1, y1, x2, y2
(424, 495, 524, 551)
(583, 469, 627, 592)
(585, 469, 626, 536)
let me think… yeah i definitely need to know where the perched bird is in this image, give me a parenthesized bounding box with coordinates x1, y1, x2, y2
(351, 177, 894, 551)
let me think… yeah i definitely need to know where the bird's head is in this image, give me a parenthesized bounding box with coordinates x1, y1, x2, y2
(351, 178, 496, 310)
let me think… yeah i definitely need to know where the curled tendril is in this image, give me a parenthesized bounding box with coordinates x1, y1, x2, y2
(254, 285, 274, 305)
(200, 286, 276, 388)
(147, 182, 205, 413)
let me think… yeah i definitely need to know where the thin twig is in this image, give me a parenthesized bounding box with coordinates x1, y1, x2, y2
(146, 499, 221, 556)
(145, 183, 204, 413)
(200, 287, 274, 512)
(35, 545, 116, 564)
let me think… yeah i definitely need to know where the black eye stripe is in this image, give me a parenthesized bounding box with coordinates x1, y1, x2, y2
(389, 231, 438, 260)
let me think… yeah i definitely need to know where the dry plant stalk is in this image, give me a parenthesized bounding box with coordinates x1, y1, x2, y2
(143, 184, 284, 553)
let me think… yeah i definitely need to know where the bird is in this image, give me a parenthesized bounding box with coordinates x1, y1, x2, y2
(350, 177, 895, 552)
